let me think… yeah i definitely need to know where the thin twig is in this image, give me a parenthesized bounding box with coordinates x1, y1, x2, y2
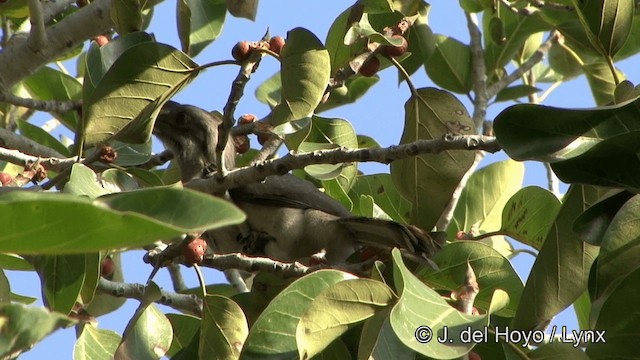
(0, 146, 79, 172)
(166, 263, 187, 292)
(486, 32, 558, 99)
(0, 127, 65, 158)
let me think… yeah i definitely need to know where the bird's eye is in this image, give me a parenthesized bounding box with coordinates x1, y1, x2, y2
(174, 111, 188, 126)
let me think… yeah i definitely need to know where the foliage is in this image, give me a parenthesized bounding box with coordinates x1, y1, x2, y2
(1, 0, 639, 359)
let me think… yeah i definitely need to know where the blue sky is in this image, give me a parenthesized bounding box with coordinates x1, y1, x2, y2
(8, 1, 640, 358)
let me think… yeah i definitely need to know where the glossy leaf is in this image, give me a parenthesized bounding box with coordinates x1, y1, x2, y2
(33, 254, 86, 315)
(83, 42, 198, 145)
(177, 0, 226, 57)
(501, 186, 562, 250)
(199, 295, 248, 359)
(391, 87, 475, 231)
(390, 249, 490, 358)
(270, 28, 331, 127)
(0, 303, 75, 358)
(74, 325, 121, 360)
(417, 241, 523, 317)
(0, 188, 245, 254)
(241, 270, 355, 359)
(511, 185, 605, 331)
(448, 160, 525, 239)
(425, 35, 472, 93)
(296, 279, 396, 359)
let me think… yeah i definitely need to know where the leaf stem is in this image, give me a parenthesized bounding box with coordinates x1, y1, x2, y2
(388, 56, 417, 97)
(195, 59, 241, 72)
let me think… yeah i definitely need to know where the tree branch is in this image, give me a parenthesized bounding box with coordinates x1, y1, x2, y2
(0, 128, 65, 158)
(0, 92, 81, 113)
(27, 0, 47, 50)
(0, 146, 78, 172)
(186, 135, 499, 194)
(97, 277, 203, 317)
(0, 0, 113, 89)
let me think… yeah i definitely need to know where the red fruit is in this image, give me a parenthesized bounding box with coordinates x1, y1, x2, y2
(358, 56, 380, 77)
(0, 173, 12, 186)
(269, 36, 285, 55)
(468, 351, 481, 360)
(94, 35, 109, 47)
(184, 238, 207, 265)
(384, 35, 408, 57)
(455, 230, 468, 240)
(239, 114, 256, 125)
(257, 133, 271, 146)
(232, 41, 252, 61)
(101, 257, 115, 278)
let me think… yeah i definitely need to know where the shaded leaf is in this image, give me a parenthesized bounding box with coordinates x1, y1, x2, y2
(17, 120, 71, 157)
(33, 254, 86, 315)
(111, 0, 143, 35)
(573, 189, 634, 246)
(166, 314, 200, 357)
(226, 0, 257, 20)
(511, 185, 605, 331)
(349, 174, 412, 224)
(177, 0, 226, 57)
(494, 85, 542, 103)
(391, 87, 475, 231)
(83, 42, 198, 145)
(424, 35, 472, 93)
(583, 61, 624, 105)
(271, 28, 331, 127)
(115, 303, 172, 359)
(0, 303, 75, 358)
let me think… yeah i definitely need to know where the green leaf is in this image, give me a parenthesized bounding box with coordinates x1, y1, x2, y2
(296, 279, 396, 359)
(0, 303, 76, 358)
(83, 42, 198, 145)
(74, 324, 121, 360)
(358, 309, 414, 360)
(389, 249, 488, 358)
(511, 185, 606, 331)
(494, 85, 542, 102)
(615, 15, 640, 60)
(111, 0, 143, 35)
(167, 314, 200, 357)
(63, 163, 109, 198)
(417, 241, 523, 317)
(548, 40, 585, 79)
(573, 291, 591, 331)
(592, 195, 640, 306)
(22, 66, 82, 130)
(33, 254, 86, 315)
(576, 0, 634, 57)
(0, 254, 33, 271)
(584, 61, 625, 105)
(17, 120, 71, 157)
(0, 188, 245, 254)
(255, 72, 281, 109)
(0, 270, 9, 305)
(573, 189, 634, 246)
(483, 5, 549, 72)
(271, 28, 331, 127)
(241, 270, 356, 359)
(494, 95, 640, 189)
(586, 266, 640, 359)
(349, 174, 412, 224)
(500, 186, 562, 250)
(80, 253, 100, 305)
(397, 4, 435, 82)
(391, 88, 475, 231)
(177, 0, 226, 57)
(424, 35, 472, 93)
(115, 303, 172, 359)
(84, 253, 125, 317)
(199, 295, 248, 359)
(225, 0, 258, 20)
(448, 160, 525, 239)
(325, 5, 364, 72)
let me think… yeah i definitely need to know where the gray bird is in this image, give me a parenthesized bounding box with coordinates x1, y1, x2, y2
(153, 101, 440, 265)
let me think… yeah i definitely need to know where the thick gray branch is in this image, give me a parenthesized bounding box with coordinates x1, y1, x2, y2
(0, 0, 113, 89)
(0, 127, 65, 158)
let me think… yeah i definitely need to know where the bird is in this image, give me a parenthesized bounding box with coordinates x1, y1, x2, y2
(153, 100, 441, 265)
